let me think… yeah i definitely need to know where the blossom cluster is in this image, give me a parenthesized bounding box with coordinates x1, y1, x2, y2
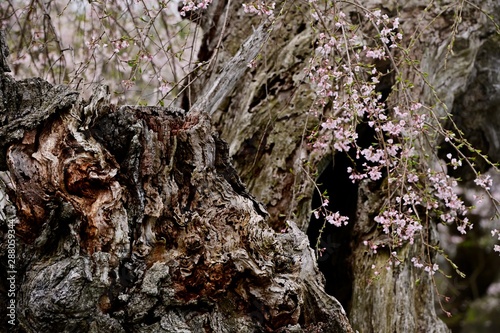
(492, 229, 500, 253)
(303, 3, 500, 275)
(242, 2, 276, 17)
(411, 257, 439, 275)
(180, 0, 213, 16)
(312, 199, 349, 230)
(474, 174, 493, 191)
(374, 209, 423, 245)
(307, 8, 420, 233)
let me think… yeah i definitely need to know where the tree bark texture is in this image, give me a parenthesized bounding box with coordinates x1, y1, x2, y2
(0, 32, 353, 332)
(188, 1, 500, 332)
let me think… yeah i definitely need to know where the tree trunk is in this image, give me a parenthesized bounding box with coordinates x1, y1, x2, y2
(0, 31, 352, 332)
(186, 1, 500, 332)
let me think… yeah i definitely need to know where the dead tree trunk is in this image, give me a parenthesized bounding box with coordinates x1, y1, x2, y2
(0, 31, 352, 332)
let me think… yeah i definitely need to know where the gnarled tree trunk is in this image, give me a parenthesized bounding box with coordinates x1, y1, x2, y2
(0, 30, 352, 332)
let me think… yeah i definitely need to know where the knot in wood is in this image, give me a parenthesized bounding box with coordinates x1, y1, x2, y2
(64, 156, 116, 198)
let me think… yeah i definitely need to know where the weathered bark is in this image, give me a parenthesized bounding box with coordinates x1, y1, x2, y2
(186, 1, 500, 332)
(192, 0, 320, 231)
(0, 27, 353, 333)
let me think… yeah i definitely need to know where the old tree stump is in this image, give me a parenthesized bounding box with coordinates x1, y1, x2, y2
(0, 28, 352, 332)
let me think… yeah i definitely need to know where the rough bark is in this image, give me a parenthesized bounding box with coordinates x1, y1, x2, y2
(0, 30, 353, 333)
(187, 1, 500, 332)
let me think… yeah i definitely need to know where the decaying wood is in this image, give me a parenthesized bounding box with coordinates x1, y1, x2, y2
(0, 28, 353, 332)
